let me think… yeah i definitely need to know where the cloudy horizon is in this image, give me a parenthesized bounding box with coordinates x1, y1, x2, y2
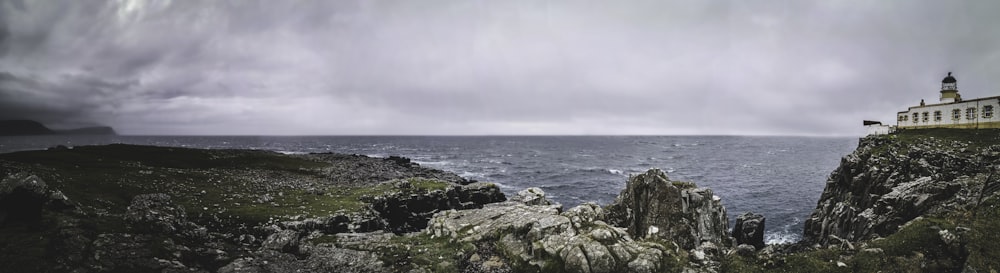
(1, 0, 999, 136)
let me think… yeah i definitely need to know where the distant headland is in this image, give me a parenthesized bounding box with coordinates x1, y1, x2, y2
(0, 120, 117, 136)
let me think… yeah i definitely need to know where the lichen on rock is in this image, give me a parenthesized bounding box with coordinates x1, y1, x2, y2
(605, 169, 732, 250)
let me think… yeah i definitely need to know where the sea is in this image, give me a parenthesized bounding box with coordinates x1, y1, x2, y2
(0, 135, 858, 244)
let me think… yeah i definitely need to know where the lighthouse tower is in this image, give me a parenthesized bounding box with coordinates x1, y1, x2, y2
(940, 72, 961, 103)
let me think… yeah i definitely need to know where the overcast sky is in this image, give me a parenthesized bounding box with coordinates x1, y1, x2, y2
(1, 0, 998, 135)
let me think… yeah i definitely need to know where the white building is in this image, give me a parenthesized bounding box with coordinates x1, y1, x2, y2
(895, 72, 999, 130)
(864, 120, 893, 136)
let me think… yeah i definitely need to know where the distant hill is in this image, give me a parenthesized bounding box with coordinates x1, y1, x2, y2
(57, 126, 117, 135)
(0, 120, 55, 135)
(0, 120, 117, 136)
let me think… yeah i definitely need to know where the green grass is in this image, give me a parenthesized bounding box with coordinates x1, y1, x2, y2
(962, 195, 1000, 272)
(337, 232, 476, 273)
(0, 144, 435, 230)
(0, 144, 469, 272)
(671, 181, 697, 189)
(408, 178, 452, 191)
(886, 128, 1000, 151)
(722, 215, 969, 273)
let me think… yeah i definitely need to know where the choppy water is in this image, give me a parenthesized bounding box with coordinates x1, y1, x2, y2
(0, 135, 857, 244)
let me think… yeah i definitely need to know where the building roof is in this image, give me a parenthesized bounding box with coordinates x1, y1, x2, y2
(942, 72, 957, 83)
(898, 95, 1000, 113)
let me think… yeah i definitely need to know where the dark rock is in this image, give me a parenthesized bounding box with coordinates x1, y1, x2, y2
(385, 155, 416, 167)
(605, 169, 732, 250)
(308, 153, 469, 186)
(87, 233, 183, 272)
(370, 181, 505, 233)
(735, 244, 756, 257)
(0, 174, 52, 225)
(732, 212, 765, 250)
(803, 135, 999, 246)
(125, 193, 194, 234)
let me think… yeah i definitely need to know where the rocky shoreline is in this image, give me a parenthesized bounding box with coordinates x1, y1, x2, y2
(1, 129, 999, 272)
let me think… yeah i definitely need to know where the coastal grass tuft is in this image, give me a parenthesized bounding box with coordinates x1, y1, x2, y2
(408, 178, 451, 191)
(889, 128, 1000, 151)
(671, 181, 697, 189)
(963, 195, 1000, 272)
(339, 232, 474, 273)
(722, 216, 965, 272)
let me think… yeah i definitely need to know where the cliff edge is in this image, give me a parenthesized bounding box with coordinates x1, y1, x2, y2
(804, 129, 1000, 246)
(722, 129, 1000, 273)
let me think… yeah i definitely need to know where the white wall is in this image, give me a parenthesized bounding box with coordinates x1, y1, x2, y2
(865, 124, 892, 135)
(897, 97, 999, 128)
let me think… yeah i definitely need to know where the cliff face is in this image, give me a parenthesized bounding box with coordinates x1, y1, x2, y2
(605, 169, 731, 250)
(803, 130, 1000, 246)
(425, 169, 733, 273)
(0, 120, 54, 135)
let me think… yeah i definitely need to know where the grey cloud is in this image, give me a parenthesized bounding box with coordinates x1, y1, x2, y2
(1, 0, 999, 135)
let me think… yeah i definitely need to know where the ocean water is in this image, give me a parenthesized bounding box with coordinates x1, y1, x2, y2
(0, 135, 858, 244)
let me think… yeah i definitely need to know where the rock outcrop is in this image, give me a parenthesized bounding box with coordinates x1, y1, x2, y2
(427, 169, 734, 273)
(605, 169, 732, 250)
(803, 134, 1000, 246)
(732, 212, 765, 250)
(428, 187, 677, 273)
(0, 173, 73, 225)
(371, 180, 506, 233)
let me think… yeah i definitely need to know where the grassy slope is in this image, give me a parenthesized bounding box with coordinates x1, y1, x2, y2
(0, 144, 453, 272)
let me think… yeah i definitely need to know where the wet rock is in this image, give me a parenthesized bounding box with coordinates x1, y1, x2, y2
(605, 169, 732, 250)
(732, 212, 765, 250)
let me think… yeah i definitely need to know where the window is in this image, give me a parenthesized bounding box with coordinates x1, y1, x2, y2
(952, 109, 961, 120)
(967, 107, 977, 120)
(984, 105, 994, 119)
(913, 113, 919, 123)
(934, 111, 942, 121)
(898, 115, 905, 122)
(922, 112, 929, 122)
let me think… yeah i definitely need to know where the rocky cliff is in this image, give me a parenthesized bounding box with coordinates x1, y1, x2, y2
(803, 130, 1000, 246)
(424, 169, 733, 273)
(5, 129, 999, 273)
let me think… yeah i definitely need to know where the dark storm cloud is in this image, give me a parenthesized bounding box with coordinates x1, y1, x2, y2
(1, 0, 998, 135)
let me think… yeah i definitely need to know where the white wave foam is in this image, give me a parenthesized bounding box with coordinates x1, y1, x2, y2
(276, 150, 306, 155)
(411, 160, 452, 166)
(765, 232, 801, 245)
(608, 169, 624, 175)
(459, 171, 485, 178)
